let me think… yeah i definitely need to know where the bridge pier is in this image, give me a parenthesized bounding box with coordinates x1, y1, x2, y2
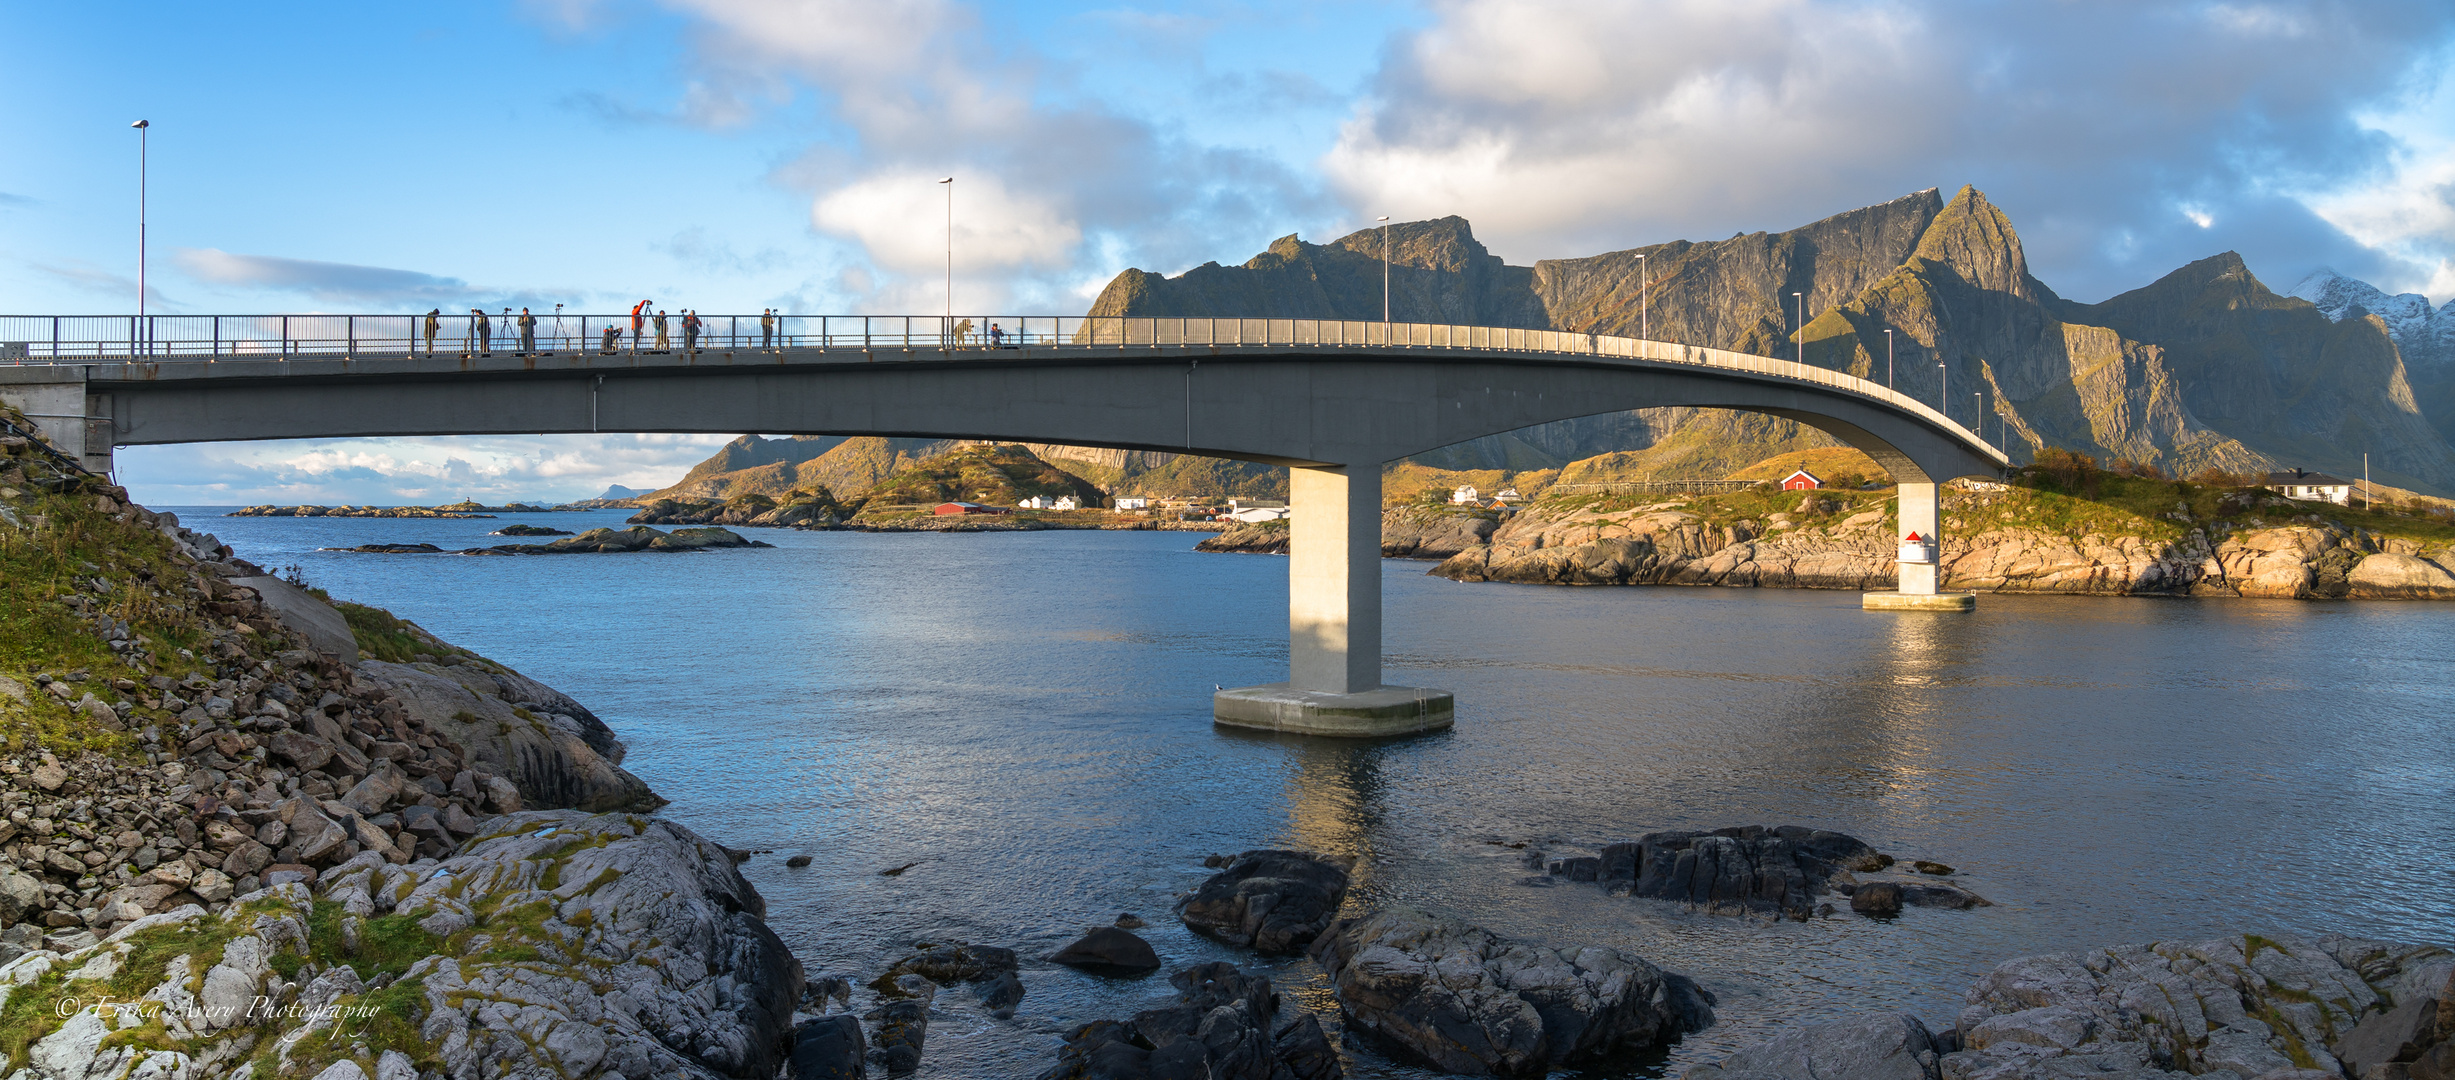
(1214, 462, 1455, 737)
(1865, 480, 1976, 611)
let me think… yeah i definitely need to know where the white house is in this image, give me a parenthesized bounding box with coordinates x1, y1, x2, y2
(1017, 495, 1054, 509)
(1492, 487, 1522, 504)
(1114, 497, 1150, 510)
(2266, 469, 2353, 505)
(1451, 484, 1480, 505)
(1053, 495, 1080, 510)
(1229, 506, 1291, 523)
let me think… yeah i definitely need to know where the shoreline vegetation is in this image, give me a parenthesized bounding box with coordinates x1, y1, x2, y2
(4, 405, 2450, 1079)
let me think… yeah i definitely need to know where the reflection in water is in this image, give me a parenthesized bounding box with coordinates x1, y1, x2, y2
(186, 513, 2455, 1080)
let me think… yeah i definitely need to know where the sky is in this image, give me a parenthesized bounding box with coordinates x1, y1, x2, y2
(6, 0, 2454, 504)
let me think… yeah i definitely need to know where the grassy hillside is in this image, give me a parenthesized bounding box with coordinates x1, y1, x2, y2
(856, 444, 1105, 508)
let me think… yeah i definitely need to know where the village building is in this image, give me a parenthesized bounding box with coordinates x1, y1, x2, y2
(1114, 496, 1150, 510)
(1451, 484, 1480, 504)
(1782, 469, 1823, 491)
(933, 501, 1010, 515)
(2266, 469, 2354, 505)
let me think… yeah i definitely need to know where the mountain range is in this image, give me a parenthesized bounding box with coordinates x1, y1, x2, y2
(656, 186, 2455, 499)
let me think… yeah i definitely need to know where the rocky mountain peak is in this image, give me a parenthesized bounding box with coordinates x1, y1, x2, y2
(2292, 267, 2455, 368)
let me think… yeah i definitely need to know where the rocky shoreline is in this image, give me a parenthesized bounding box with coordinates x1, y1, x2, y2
(1204, 495, 2455, 600)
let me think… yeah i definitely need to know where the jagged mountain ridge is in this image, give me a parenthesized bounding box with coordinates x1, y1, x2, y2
(1087, 187, 2455, 494)
(2292, 268, 2455, 447)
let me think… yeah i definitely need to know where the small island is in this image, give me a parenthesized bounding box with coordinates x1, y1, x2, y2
(327, 525, 770, 555)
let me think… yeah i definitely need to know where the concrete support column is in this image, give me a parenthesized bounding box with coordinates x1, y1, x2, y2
(1897, 480, 1940, 595)
(1865, 479, 1974, 610)
(1213, 460, 1453, 737)
(0, 378, 110, 475)
(1288, 464, 1380, 694)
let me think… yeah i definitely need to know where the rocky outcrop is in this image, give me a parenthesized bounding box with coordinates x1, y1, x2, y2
(1196, 522, 1289, 554)
(1047, 926, 1162, 973)
(630, 497, 845, 530)
(328, 525, 774, 555)
(1035, 962, 1342, 1080)
(1382, 506, 1501, 559)
(1180, 849, 1353, 954)
(1430, 491, 2455, 600)
(355, 659, 662, 813)
(491, 523, 571, 536)
(1308, 906, 1715, 1075)
(0, 810, 801, 1080)
(1539, 826, 1889, 919)
(1688, 936, 2454, 1080)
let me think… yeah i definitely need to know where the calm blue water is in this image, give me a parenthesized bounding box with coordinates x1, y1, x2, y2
(183, 508, 2455, 1078)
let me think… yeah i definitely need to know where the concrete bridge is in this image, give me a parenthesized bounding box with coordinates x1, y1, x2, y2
(0, 315, 2009, 736)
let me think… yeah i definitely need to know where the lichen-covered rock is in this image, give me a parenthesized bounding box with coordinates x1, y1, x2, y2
(1180, 849, 1354, 954)
(1938, 935, 2450, 1080)
(1307, 906, 1714, 1075)
(1684, 1012, 1943, 1080)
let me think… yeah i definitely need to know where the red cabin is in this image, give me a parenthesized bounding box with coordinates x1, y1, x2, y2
(1781, 469, 1823, 491)
(933, 501, 1009, 515)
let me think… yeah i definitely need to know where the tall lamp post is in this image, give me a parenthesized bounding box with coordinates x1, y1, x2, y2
(132, 119, 149, 354)
(1939, 359, 1949, 420)
(1378, 216, 1392, 329)
(938, 177, 953, 325)
(1884, 329, 1894, 389)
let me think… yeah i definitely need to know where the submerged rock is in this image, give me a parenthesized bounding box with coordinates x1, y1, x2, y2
(791, 1015, 867, 1080)
(1048, 926, 1162, 973)
(1180, 849, 1354, 954)
(1308, 906, 1715, 1075)
(1034, 962, 1340, 1080)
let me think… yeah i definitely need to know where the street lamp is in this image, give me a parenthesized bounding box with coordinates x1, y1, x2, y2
(132, 119, 149, 354)
(938, 177, 954, 324)
(1939, 359, 1949, 418)
(1378, 216, 1392, 328)
(1884, 329, 1894, 389)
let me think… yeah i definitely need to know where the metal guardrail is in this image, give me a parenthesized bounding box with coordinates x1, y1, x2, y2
(0, 313, 2008, 465)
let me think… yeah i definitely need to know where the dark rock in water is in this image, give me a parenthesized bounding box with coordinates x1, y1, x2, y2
(1115, 912, 1147, 929)
(1851, 882, 1905, 917)
(1682, 1011, 1939, 1080)
(1308, 906, 1714, 1075)
(976, 970, 1027, 1018)
(491, 523, 572, 536)
(1911, 860, 1955, 876)
(791, 1014, 867, 1080)
(1034, 963, 1336, 1080)
(327, 542, 446, 554)
(1048, 926, 1162, 973)
(866, 1000, 929, 1074)
(1549, 825, 1889, 920)
(804, 973, 853, 1012)
(786, 854, 813, 868)
(873, 942, 1020, 994)
(1275, 1013, 1344, 1080)
(1203, 854, 1233, 868)
(1180, 849, 1354, 954)
(1900, 882, 1990, 910)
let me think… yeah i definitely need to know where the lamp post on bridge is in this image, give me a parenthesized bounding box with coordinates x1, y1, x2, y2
(1637, 252, 1647, 342)
(1939, 359, 1949, 421)
(1378, 216, 1391, 330)
(938, 177, 954, 328)
(1885, 329, 1894, 390)
(132, 119, 149, 355)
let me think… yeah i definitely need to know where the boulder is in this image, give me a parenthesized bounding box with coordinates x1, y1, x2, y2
(1180, 849, 1354, 954)
(977, 970, 1027, 1018)
(2348, 553, 2455, 600)
(355, 660, 661, 812)
(1048, 926, 1162, 974)
(227, 575, 358, 657)
(1852, 882, 1904, 917)
(1684, 1012, 1940, 1080)
(791, 1014, 867, 1079)
(1308, 906, 1714, 1075)
(866, 1000, 929, 1074)
(1034, 963, 1337, 1080)
(872, 942, 1019, 992)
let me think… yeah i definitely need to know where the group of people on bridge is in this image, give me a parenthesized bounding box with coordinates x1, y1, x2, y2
(414, 303, 715, 358)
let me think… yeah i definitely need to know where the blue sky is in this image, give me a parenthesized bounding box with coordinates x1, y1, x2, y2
(7, 0, 2454, 504)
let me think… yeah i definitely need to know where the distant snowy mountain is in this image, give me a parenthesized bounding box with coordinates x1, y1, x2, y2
(2291, 269, 2455, 369)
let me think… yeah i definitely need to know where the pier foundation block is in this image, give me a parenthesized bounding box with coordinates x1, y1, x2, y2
(1213, 683, 1454, 737)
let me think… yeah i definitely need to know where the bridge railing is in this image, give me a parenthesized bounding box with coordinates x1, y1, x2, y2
(0, 313, 2004, 463)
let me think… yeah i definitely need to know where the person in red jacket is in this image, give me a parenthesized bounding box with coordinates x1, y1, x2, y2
(630, 300, 651, 354)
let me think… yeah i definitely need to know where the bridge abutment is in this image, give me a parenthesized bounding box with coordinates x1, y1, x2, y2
(1214, 462, 1455, 737)
(0, 373, 113, 477)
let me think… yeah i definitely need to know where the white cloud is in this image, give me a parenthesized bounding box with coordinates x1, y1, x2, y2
(2300, 56, 2455, 297)
(174, 249, 467, 304)
(1322, 0, 2455, 300)
(814, 173, 1080, 277)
